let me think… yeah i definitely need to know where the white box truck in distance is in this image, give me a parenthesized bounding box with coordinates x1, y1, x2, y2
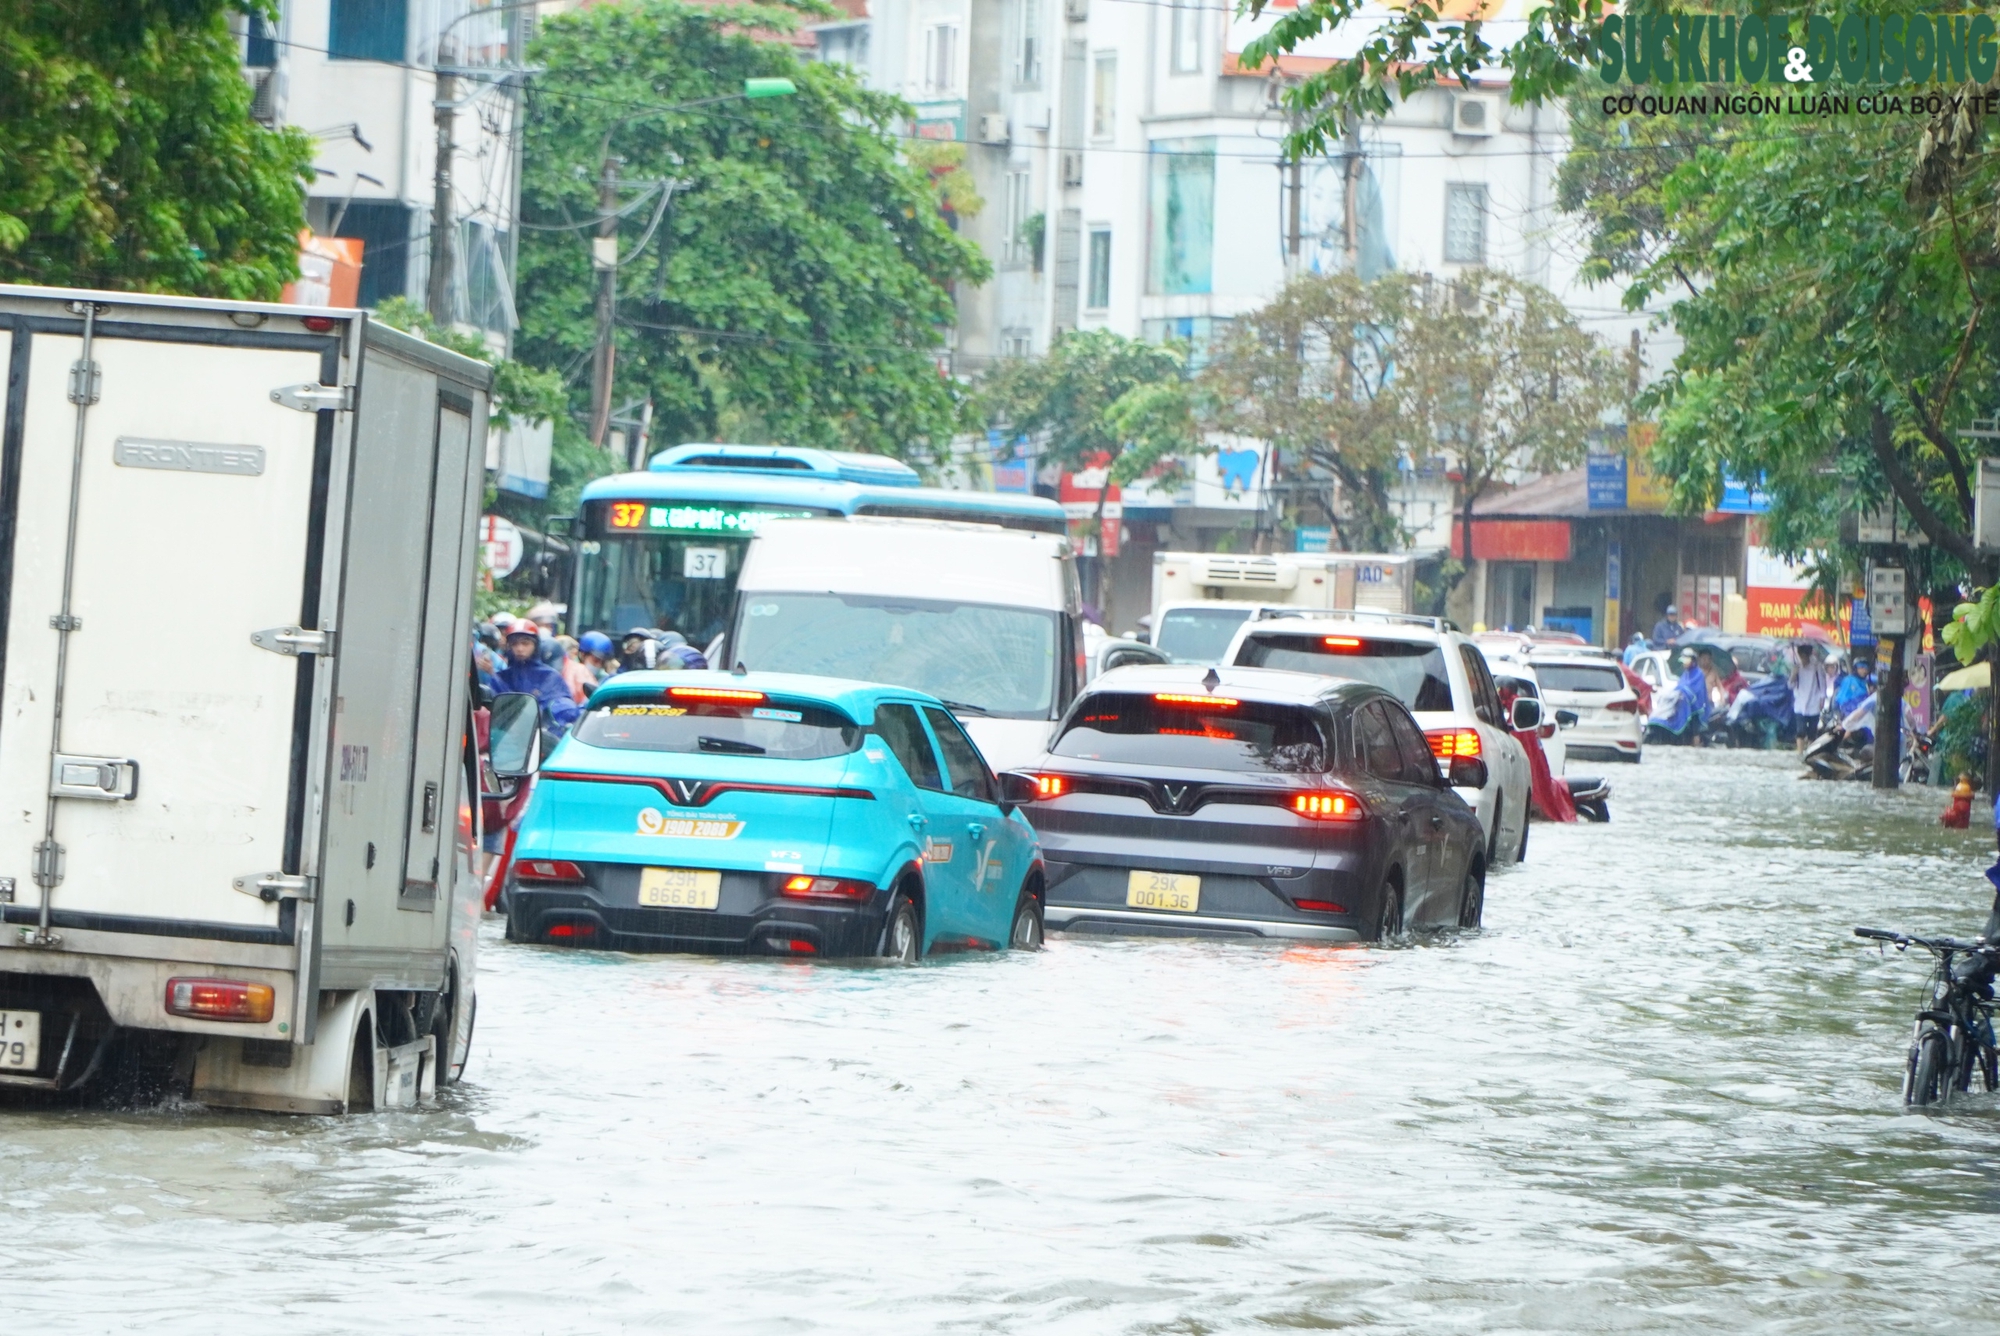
(0, 286, 493, 1113)
(1149, 551, 1418, 663)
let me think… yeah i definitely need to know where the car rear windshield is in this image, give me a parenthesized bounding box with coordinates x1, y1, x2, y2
(1051, 692, 1328, 773)
(1533, 662, 1627, 693)
(572, 697, 862, 759)
(1236, 633, 1455, 712)
(1155, 607, 1255, 664)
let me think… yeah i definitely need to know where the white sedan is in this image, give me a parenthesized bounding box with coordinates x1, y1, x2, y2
(1529, 653, 1644, 762)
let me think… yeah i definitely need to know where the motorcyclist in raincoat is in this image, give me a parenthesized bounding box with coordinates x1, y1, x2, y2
(495, 623, 582, 729)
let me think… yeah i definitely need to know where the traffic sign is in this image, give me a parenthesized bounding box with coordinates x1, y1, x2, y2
(482, 514, 523, 578)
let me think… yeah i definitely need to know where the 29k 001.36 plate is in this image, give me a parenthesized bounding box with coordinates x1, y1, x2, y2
(1127, 870, 1200, 913)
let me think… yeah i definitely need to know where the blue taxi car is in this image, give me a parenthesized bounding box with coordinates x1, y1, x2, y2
(504, 671, 1045, 960)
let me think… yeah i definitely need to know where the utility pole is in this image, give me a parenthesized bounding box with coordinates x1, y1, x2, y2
(427, 67, 456, 323)
(589, 149, 622, 449)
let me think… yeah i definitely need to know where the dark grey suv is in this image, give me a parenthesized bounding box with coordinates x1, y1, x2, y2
(1009, 665, 1489, 943)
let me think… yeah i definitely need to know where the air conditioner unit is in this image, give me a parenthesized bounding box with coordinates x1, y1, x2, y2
(1061, 151, 1084, 187)
(978, 113, 1010, 145)
(1452, 94, 1500, 138)
(1194, 555, 1299, 591)
(1065, 0, 1089, 20)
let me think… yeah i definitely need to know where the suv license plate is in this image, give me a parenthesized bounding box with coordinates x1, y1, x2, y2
(1127, 870, 1200, 913)
(0, 1011, 40, 1070)
(639, 867, 721, 909)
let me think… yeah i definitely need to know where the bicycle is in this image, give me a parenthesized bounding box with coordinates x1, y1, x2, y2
(1854, 926, 2000, 1106)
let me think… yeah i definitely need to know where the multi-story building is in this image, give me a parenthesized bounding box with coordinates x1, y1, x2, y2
(818, 0, 1682, 634)
(238, 0, 543, 490)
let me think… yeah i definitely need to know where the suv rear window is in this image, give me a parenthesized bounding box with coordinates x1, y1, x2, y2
(1533, 662, 1627, 693)
(1236, 633, 1455, 712)
(573, 696, 862, 759)
(1052, 692, 1328, 773)
(1155, 607, 1256, 664)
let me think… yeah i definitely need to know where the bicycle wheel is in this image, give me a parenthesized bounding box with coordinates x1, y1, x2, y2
(1907, 1025, 1951, 1106)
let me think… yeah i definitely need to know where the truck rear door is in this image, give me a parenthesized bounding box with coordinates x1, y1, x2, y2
(0, 318, 339, 954)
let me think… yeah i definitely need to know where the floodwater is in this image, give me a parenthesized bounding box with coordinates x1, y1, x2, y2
(10, 749, 2000, 1332)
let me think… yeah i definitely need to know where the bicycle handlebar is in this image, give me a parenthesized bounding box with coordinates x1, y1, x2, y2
(1855, 926, 1997, 955)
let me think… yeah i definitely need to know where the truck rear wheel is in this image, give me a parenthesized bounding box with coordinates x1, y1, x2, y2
(347, 1029, 374, 1114)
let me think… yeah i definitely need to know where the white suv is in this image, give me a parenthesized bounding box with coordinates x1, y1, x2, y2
(1223, 611, 1536, 864)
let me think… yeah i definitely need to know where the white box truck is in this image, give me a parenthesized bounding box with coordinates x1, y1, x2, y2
(0, 286, 494, 1113)
(1148, 551, 1419, 663)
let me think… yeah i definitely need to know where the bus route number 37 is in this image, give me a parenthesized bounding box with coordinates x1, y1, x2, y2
(684, 547, 726, 580)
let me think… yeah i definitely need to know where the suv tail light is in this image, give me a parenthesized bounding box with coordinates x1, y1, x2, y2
(165, 978, 275, 1024)
(781, 875, 873, 901)
(517, 859, 587, 883)
(1606, 698, 1640, 713)
(1427, 728, 1482, 759)
(1292, 790, 1364, 821)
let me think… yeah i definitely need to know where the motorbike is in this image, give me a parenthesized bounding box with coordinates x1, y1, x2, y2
(1802, 717, 1935, 784)
(1563, 776, 1611, 822)
(1645, 677, 1708, 746)
(1722, 675, 1794, 749)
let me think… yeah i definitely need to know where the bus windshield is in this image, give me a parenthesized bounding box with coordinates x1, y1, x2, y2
(734, 593, 1060, 719)
(574, 533, 753, 649)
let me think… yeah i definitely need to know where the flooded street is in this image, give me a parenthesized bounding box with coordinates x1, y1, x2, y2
(12, 748, 2000, 1332)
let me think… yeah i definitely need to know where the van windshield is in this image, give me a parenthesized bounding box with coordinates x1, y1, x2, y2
(734, 593, 1059, 719)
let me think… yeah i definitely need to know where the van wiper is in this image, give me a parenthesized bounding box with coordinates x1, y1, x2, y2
(935, 698, 990, 716)
(698, 735, 766, 755)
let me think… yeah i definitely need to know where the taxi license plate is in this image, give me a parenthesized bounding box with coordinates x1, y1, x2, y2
(0, 1010, 40, 1070)
(638, 867, 722, 910)
(1126, 870, 1200, 913)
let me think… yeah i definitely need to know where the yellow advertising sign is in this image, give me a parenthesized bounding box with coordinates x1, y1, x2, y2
(1625, 424, 1671, 512)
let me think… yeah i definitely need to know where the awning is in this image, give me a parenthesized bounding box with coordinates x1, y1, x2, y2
(1450, 519, 1572, 562)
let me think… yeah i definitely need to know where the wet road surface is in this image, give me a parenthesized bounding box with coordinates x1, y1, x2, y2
(10, 748, 2000, 1332)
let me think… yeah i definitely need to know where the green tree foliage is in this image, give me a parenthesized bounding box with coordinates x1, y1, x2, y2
(515, 1, 989, 462)
(0, 0, 313, 296)
(1201, 269, 1617, 561)
(980, 330, 1197, 603)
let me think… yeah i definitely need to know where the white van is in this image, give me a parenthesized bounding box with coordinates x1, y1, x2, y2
(722, 518, 1083, 772)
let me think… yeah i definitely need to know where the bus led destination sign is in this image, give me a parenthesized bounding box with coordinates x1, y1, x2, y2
(605, 502, 819, 534)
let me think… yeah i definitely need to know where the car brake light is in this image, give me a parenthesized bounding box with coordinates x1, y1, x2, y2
(165, 978, 275, 1024)
(546, 922, 596, 939)
(1293, 898, 1347, 913)
(1155, 693, 1239, 707)
(780, 875, 873, 901)
(668, 686, 765, 702)
(1427, 728, 1482, 759)
(1606, 698, 1640, 713)
(517, 859, 587, 882)
(1322, 636, 1364, 650)
(1033, 774, 1067, 798)
(1292, 791, 1363, 821)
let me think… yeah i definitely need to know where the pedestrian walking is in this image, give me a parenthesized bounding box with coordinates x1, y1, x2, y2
(1791, 642, 1830, 749)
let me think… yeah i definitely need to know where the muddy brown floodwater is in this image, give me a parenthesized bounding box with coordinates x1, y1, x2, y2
(9, 747, 2000, 1332)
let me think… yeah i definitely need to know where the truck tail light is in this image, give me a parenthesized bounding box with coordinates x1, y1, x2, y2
(1606, 698, 1640, 713)
(1427, 728, 1482, 759)
(1292, 790, 1364, 821)
(165, 978, 275, 1024)
(780, 875, 873, 901)
(517, 859, 586, 882)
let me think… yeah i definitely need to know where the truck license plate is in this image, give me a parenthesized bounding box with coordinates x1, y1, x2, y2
(1127, 870, 1200, 913)
(638, 867, 721, 909)
(0, 1011, 40, 1070)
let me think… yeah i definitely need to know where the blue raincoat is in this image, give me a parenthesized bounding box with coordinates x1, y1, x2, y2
(495, 655, 582, 728)
(1653, 665, 1711, 738)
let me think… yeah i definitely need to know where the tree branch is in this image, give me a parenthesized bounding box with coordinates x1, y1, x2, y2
(1869, 404, 1984, 571)
(1908, 386, 1976, 526)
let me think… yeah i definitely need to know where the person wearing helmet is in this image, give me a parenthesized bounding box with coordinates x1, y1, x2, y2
(652, 630, 708, 671)
(577, 629, 616, 683)
(495, 623, 581, 728)
(617, 627, 661, 673)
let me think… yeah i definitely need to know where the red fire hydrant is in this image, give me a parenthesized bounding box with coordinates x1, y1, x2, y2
(1943, 774, 1975, 828)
